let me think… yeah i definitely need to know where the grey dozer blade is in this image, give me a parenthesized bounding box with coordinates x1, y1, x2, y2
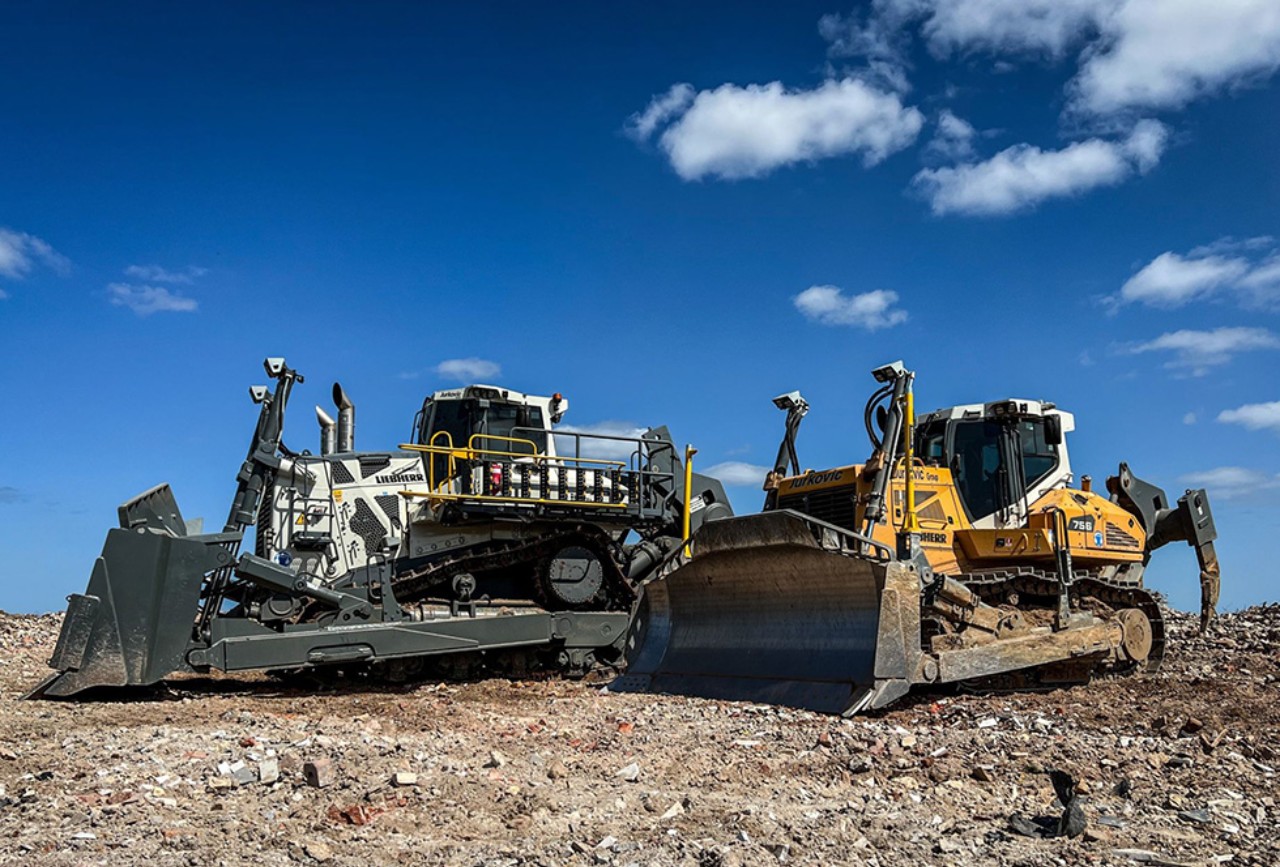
(27, 485, 238, 699)
(616, 511, 917, 716)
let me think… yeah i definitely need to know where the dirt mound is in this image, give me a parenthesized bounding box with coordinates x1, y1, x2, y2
(0, 606, 1276, 866)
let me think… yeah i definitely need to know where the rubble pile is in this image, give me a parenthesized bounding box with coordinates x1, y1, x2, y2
(0, 606, 1275, 866)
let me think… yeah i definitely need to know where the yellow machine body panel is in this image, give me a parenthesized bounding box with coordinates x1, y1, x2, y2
(774, 466, 1145, 575)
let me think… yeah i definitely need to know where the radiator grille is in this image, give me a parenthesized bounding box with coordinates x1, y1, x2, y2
(1105, 522, 1141, 549)
(350, 499, 387, 553)
(375, 494, 402, 533)
(330, 461, 355, 485)
(358, 455, 392, 479)
(776, 485, 859, 530)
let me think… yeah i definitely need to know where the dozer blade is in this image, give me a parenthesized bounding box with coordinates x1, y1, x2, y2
(27, 485, 236, 699)
(617, 511, 916, 716)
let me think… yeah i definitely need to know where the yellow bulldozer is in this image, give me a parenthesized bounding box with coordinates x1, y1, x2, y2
(619, 361, 1221, 715)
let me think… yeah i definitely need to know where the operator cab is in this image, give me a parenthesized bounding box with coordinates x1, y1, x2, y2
(412, 384, 567, 464)
(915, 399, 1075, 528)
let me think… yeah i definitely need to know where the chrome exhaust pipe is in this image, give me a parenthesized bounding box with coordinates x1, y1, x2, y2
(316, 406, 336, 456)
(333, 383, 355, 453)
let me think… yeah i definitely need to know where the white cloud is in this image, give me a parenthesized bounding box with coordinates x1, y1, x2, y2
(834, 2, 1280, 117)
(631, 78, 924, 181)
(1115, 241, 1280, 309)
(124, 264, 208, 284)
(1217, 400, 1280, 434)
(1124, 326, 1280, 376)
(0, 228, 69, 283)
(435, 358, 502, 382)
(1183, 412, 1197, 425)
(794, 285, 908, 330)
(924, 109, 977, 161)
(912, 119, 1167, 216)
(107, 283, 199, 315)
(554, 421, 649, 461)
(626, 84, 695, 141)
(1180, 466, 1280, 500)
(702, 461, 771, 487)
(1070, 0, 1280, 115)
(1116, 252, 1249, 308)
(914, 0, 1108, 60)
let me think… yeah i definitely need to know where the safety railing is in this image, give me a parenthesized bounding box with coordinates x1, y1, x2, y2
(397, 429, 676, 520)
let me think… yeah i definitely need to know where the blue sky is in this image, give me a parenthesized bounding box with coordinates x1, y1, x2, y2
(1, 1, 1278, 613)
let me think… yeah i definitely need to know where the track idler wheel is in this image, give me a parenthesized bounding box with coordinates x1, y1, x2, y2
(1115, 608, 1154, 666)
(543, 546, 605, 607)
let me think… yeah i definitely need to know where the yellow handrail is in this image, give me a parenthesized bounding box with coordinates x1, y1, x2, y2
(682, 444, 697, 557)
(398, 442, 627, 469)
(399, 489, 628, 509)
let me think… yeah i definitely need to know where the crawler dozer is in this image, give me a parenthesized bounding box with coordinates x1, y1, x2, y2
(620, 361, 1221, 715)
(30, 357, 731, 698)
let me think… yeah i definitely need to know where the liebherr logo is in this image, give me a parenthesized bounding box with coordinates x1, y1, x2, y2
(375, 468, 425, 484)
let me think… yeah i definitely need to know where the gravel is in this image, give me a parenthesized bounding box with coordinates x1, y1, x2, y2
(0, 604, 1276, 866)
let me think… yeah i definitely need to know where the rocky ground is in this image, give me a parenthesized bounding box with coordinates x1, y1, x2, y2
(0, 605, 1276, 867)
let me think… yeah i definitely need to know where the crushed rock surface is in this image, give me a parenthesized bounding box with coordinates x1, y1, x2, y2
(0, 605, 1277, 866)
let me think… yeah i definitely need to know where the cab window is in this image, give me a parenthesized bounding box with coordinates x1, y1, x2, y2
(483, 404, 546, 455)
(916, 422, 946, 466)
(950, 420, 1002, 520)
(1017, 418, 1058, 491)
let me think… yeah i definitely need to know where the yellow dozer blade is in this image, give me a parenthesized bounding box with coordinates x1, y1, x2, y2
(617, 511, 919, 716)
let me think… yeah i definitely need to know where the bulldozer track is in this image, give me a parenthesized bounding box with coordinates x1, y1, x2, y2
(388, 525, 637, 613)
(955, 566, 1165, 689)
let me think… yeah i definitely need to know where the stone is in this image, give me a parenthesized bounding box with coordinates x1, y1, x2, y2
(304, 840, 333, 862)
(1176, 808, 1211, 825)
(615, 762, 640, 782)
(548, 760, 569, 780)
(971, 765, 995, 783)
(259, 758, 280, 785)
(660, 801, 684, 820)
(304, 758, 334, 788)
(483, 751, 507, 769)
(392, 771, 417, 787)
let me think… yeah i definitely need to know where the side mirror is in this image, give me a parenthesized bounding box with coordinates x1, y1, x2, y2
(1045, 414, 1063, 446)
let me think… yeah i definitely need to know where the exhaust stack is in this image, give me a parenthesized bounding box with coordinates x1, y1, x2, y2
(316, 406, 336, 456)
(333, 383, 355, 453)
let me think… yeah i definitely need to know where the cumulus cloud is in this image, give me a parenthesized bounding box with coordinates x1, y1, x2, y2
(1114, 239, 1280, 309)
(108, 262, 206, 315)
(1070, 0, 1280, 115)
(702, 461, 772, 487)
(913, 0, 1107, 60)
(1124, 326, 1280, 376)
(828, 1, 1280, 117)
(435, 357, 501, 382)
(912, 119, 1167, 216)
(629, 78, 924, 181)
(108, 283, 199, 315)
(924, 109, 978, 161)
(0, 228, 69, 287)
(124, 264, 209, 284)
(626, 84, 695, 141)
(1218, 400, 1280, 434)
(794, 285, 908, 330)
(1180, 466, 1280, 500)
